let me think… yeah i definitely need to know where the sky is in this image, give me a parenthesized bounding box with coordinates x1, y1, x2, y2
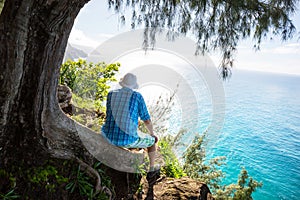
(68, 0, 300, 75)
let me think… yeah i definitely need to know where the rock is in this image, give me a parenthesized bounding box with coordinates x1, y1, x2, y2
(140, 176, 214, 200)
(57, 84, 73, 115)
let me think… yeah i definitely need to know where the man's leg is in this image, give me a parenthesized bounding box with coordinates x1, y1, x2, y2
(146, 142, 160, 188)
(147, 143, 156, 170)
(123, 132, 158, 171)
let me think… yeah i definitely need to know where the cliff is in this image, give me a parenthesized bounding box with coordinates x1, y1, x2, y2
(103, 166, 214, 200)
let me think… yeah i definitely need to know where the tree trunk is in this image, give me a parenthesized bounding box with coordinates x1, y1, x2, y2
(0, 0, 89, 166)
(0, 0, 145, 174)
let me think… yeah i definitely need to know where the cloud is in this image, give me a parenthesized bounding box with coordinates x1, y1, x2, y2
(68, 28, 114, 48)
(273, 43, 300, 54)
(69, 28, 98, 48)
(96, 33, 113, 38)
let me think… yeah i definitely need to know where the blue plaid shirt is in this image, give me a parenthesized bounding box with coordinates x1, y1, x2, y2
(102, 87, 150, 146)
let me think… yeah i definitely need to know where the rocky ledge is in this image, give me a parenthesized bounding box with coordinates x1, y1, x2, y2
(139, 176, 214, 200)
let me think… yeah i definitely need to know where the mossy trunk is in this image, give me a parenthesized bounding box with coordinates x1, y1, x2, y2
(0, 0, 89, 180)
(0, 1, 147, 198)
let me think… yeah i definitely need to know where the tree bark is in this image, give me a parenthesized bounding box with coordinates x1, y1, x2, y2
(0, 0, 89, 167)
(0, 0, 145, 176)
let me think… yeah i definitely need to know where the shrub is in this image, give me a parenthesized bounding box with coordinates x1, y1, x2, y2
(59, 59, 120, 113)
(158, 138, 186, 178)
(182, 133, 262, 200)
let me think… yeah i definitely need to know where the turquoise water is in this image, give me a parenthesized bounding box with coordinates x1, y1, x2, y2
(206, 70, 300, 199)
(145, 68, 300, 199)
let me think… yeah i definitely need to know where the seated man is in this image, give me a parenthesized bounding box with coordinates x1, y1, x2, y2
(101, 73, 160, 178)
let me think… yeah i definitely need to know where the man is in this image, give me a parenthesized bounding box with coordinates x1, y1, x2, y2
(102, 73, 160, 178)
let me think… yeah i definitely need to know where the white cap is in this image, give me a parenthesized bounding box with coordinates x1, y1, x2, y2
(119, 73, 139, 89)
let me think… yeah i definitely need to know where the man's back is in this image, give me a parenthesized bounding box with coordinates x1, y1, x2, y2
(102, 87, 150, 146)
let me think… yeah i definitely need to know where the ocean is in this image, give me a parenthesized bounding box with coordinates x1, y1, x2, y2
(142, 67, 300, 199)
(204, 70, 300, 199)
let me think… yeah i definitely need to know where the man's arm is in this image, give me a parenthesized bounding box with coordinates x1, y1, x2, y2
(144, 119, 158, 143)
(143, 119, 154, 135)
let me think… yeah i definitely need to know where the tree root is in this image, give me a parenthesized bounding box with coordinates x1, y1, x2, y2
(75, 157, 112, 199)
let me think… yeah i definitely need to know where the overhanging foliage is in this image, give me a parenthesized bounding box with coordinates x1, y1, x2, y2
(108, 0, 298, 78)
